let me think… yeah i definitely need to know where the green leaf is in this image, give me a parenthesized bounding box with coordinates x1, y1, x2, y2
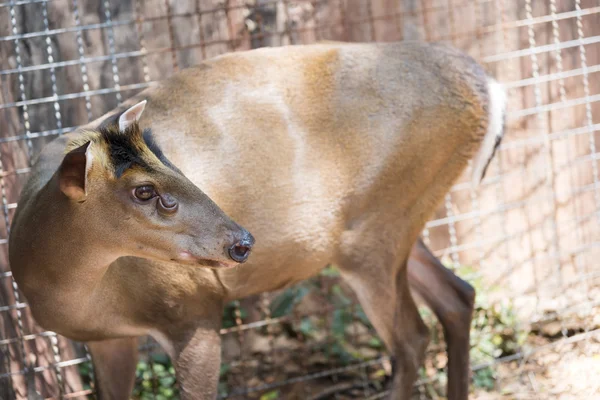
(329, 341, 355, 364)
(218, 381, 229, 397)
(299, 317, 315, 337)
(220, 363, 231, 376)
(270, 286, 310, 317)
(151, 353, 170, 364)
(320, 265, 340, 277)
(368, 337, 383, 349)
(354, 306, 372, 327)
(260, 390, 280, 400)
(159, 387, 175, 397)
(137, 361, 149, 371)
(330, 285, 351, 307)
(473, 367, 495, 390)
(159, 376, 176, 387)
(332, 309, 351, 338)
(492, 334, 503, 346)
(153, 363, 166, 374)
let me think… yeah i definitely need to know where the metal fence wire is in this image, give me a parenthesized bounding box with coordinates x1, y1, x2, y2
(1, 0, 600, 399)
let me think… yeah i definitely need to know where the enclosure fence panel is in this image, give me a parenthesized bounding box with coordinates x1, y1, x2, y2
(0, 0, 599, 399)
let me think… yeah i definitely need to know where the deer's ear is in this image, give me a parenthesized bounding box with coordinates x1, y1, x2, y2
(118, 100, 147, 133)
(58, 142, 93, 202)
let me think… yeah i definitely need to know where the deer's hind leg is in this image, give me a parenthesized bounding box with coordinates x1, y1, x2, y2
(338, 231, 429, 399)
(86, 337, 138, 400)
(408, 238, 475, 400)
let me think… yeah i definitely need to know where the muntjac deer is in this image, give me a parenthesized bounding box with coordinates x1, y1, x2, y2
(9, 41, 506, 400)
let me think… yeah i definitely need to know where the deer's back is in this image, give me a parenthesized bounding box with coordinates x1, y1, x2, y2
(119, 42, 489, 299)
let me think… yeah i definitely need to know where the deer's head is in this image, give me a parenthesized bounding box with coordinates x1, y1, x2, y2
(57, 100, 254, 268)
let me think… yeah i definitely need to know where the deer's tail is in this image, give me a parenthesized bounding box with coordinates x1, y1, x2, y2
(471, 78, 507, 188)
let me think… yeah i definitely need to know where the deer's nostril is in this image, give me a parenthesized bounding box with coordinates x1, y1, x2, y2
(228, 237, 253, 263)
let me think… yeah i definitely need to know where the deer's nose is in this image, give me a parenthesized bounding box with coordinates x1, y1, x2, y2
(228, 231, 254, 263)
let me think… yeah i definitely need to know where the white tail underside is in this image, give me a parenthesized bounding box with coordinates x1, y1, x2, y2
(471, 78, 507, 188)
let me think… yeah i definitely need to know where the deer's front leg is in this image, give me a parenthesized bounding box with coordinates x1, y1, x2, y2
(86, 337, 138, 400)
(167, 320, 222, 400)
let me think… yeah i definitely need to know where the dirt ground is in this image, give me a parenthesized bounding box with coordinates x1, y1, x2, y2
(214, 282, 600, 400)
(475, 333, 600, 400)
(216, 330, 600, 400)
(127, 274, 600, 400)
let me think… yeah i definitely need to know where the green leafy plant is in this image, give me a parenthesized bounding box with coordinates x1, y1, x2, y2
(132, 353, 179, 400)
(418, 264, 528, 395)
(267, 266, 379, 365)
(222, 300, 248, 329)
(469, 291, 527, 391)
(270, 286, 312, 318)
(77, 360, 93, 393)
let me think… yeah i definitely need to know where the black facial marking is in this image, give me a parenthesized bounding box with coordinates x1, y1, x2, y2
(97, 109, 182, 178)
(142, 129, 183, 175)
(98, 109, 151, 178)
(99, 122, 151, 178)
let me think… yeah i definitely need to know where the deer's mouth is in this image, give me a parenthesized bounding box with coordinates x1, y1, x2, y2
(175, 251, 239, 269)
(197, 258, 237, 269)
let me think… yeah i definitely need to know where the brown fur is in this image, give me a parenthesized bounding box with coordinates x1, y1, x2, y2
(10, 42, 495, 399)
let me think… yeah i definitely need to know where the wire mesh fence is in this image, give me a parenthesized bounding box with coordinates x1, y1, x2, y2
(0, 0, 599, 398)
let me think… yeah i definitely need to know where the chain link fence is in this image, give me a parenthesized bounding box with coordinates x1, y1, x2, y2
(1, 0, 599, 398)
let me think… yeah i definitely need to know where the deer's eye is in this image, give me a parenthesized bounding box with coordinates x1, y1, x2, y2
(133, 185, 156, 201)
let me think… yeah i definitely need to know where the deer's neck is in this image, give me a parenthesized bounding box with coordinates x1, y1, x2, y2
(11, 175, 117, 305)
